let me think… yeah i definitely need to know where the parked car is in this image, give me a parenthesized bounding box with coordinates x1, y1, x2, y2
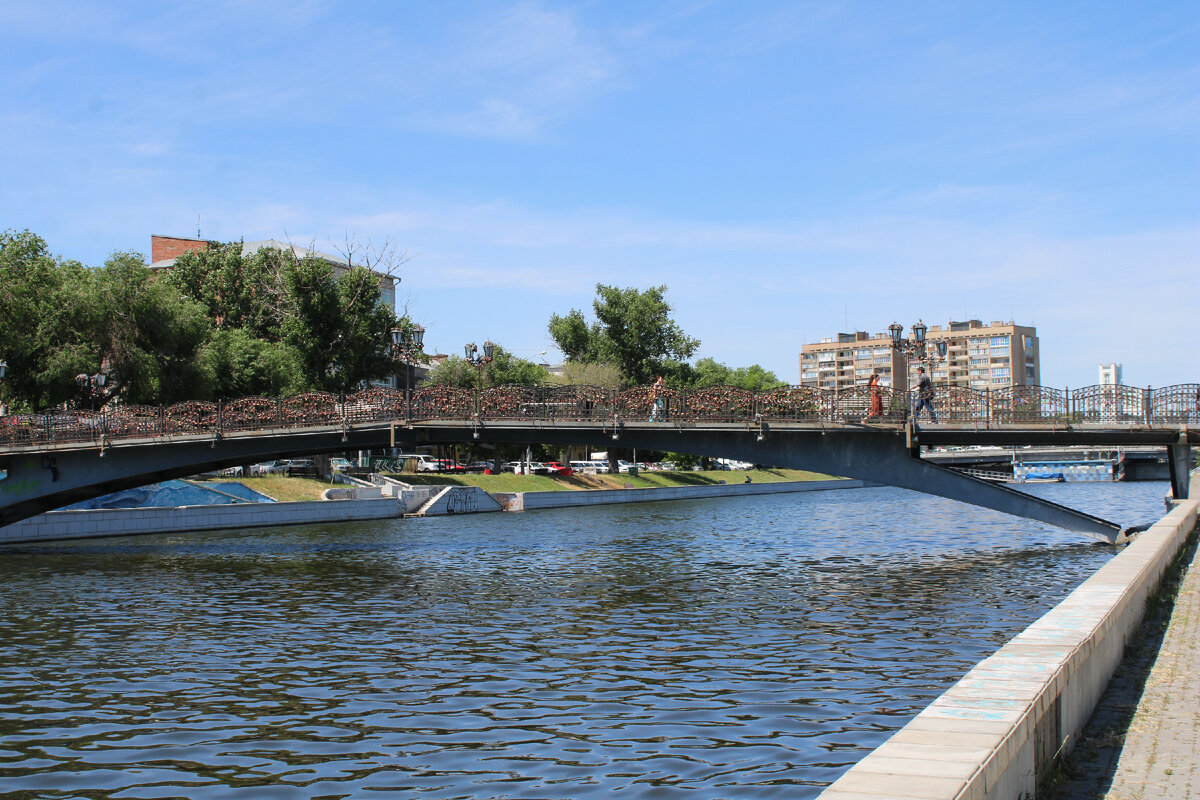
(542, 461, 573, 476)
(330, 458, 354, 472)
(285, 458, 318, 477)
(504, 461, 549, 475)
(395, 454, 442, 472)
(250, 460, 285, 476)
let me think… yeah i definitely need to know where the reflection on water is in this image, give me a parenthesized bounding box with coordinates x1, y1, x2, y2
(0, 482, 1169, 798)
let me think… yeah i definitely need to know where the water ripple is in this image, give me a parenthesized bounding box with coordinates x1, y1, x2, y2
(0, 482, 1168, 798)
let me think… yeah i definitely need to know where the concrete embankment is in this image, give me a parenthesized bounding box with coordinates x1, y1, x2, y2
(492, 478, 861, 512)
(0, 478, 858, 544)
(819, 477, 1200, 800)
(0, 497, 402, 545)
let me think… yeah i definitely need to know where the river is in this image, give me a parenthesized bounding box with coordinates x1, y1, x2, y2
(0, 482, 1171, 799)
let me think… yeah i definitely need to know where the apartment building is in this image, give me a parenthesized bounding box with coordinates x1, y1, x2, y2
(799, 320, 1040, 391)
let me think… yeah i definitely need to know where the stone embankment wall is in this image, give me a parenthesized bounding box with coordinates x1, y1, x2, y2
(494, 478, 860, 511)
(0, 478, 861, 544)
(0, 498, 401, 545)
(819, 476, 1200, 800)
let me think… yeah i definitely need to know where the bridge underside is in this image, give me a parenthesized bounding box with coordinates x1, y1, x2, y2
(0, 420, 1162, 544)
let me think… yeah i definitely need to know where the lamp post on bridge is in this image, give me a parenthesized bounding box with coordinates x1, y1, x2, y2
(464, 341, 495, 395)
(74, 370, 107, 414)
(889, 320, 947, 412)
(389, 323, 425, 399)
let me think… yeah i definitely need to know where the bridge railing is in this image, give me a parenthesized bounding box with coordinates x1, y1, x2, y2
(1069, 384, 1147, 424)
(1, 380, 1196, 450)
(1148, 383, 1200, 424)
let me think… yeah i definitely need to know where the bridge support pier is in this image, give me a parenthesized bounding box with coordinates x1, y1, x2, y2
(1167, 444, 1192, 500)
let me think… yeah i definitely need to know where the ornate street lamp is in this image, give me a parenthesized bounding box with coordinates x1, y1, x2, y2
(389, 323, 425, 395)
(75, 370, 107, 413)
(0, 359, 7, 381)
(888, 320, 947, 402)
(888, 320, 945, 364)
(465, 341, 496, 393)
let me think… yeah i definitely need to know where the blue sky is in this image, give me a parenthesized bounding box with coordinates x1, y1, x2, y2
(2, 0, 1197, 386)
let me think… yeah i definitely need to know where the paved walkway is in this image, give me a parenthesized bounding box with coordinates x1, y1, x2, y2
(1055, 522, 1200, 799)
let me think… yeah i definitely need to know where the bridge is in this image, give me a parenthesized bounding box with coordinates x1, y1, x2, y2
(1, 382, 1196, 543)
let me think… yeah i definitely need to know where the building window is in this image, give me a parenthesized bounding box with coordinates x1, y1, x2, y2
(989, 336, 1008, 347)
(991, 367, 1011, 378)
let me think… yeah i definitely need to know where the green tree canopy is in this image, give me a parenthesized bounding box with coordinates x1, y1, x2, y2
(425, 345, 549, 389)
(0, 231, 409, 410)
(690, 357, 787, 391)
(547, 361, 623, 388)
(548, 284, 699, 386)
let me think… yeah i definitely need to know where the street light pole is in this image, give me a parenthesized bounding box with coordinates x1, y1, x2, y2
(389, 322, 425, 399)
(464, 341, 495, 395)
(889, 320, 947, 411)
(74, 370, 107, 414)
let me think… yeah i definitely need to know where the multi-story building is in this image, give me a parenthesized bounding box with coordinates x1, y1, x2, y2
(1099, 363, 1122, 386)
(799, 320, 1040, 391)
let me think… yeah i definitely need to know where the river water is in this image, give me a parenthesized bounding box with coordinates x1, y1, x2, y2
(0, 482, 1171, 799)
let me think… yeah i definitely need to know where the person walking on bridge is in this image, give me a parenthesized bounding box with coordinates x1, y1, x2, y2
(911, 366, 938, 423)
(865, 373, 883, 421)
(650, 376, 667, 421)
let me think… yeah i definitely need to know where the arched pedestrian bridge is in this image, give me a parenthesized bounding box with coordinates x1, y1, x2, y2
(1, 382, 1196, 543)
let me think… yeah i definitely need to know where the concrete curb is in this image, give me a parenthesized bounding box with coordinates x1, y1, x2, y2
(819, 478, 1200, 800)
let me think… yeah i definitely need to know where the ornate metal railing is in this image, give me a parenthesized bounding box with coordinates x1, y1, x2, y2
(0, 381, 1195, 448)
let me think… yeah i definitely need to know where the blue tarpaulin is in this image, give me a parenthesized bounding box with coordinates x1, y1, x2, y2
(63, 480, 274, 510)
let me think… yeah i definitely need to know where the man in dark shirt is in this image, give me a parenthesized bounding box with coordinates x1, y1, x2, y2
(911, 366, 938, 423)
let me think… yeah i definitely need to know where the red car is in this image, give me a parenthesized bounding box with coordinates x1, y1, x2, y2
(541, 461, 574, 476)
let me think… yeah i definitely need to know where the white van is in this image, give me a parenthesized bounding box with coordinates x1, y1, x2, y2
(396, 454, 441, 472)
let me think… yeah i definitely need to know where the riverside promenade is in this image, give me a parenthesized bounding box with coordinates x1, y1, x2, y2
(818, 474, 1200, 800)
(1054, 503, 1200, 799)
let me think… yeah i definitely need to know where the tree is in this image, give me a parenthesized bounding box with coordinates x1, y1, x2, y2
(0, 230, 71, 409)
(198, 328, 306, 400)
(690, 357, 787, 391)
(425, 345, 549, 389)
(82, 251, 212, 405)
(168, 241, 279, 337)
(548, 361, 623, 388)
(548, 284, 699, 386)
(174, 242, 400, 394)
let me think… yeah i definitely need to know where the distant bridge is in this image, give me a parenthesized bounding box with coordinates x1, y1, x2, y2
(1, 382, 1196, 543)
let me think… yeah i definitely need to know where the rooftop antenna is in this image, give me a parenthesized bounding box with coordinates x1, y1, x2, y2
(196, 214, 201, 239)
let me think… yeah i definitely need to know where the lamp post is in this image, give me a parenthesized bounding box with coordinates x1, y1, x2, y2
(464, 341, 495, 395)
(889, 319, 947, 404)
(0, 359, 7, 416)
(389, 323, 425, 397)
(75, 370, 108, 413)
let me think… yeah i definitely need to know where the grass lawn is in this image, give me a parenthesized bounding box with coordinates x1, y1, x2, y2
(383, 468, 839, 493)
(221, 476, 333, 502)
(215, 468, 842, 501)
